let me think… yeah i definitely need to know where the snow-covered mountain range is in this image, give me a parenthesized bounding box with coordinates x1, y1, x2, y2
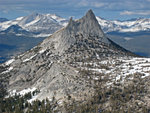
(0, 13, 150, 37)
(96, 17, 150, 33)
(1, 12, 150, 62)
(0, 13, 68, 37)
(0, 18, 8, 22)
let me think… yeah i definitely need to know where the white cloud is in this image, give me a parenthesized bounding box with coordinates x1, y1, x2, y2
(78, 0, 89, 7)
(2, 10, 8, 14)
(120, 10, 150, 15)
(120, 11, 134, 15)
(78, 0, 105, 8)
(92, 2, 105, 8)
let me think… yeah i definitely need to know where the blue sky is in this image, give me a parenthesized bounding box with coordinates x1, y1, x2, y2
(0, 0, 150, 20)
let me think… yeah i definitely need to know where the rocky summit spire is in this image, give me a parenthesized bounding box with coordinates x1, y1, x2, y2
(40, 9, 110, 54)
(84, 9, 97, 21)
(79, 9, 108, 42)
(66, 9, 108, 43)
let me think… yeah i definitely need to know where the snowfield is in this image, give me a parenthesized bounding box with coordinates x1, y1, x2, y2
(1, 67, 13, 74)
(8, 87, 37, 97)
(5, 59, 15, 65)
(77, 57, 150, 86)
(39, 49, 46, 54)
(2, 56, 150, 102)
(23, 54, 37, 62)
(1, 13, 150, 35)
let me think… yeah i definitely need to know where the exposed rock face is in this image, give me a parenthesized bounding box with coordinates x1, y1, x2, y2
(66, 10, 105, 39)
(0, 10, 135, 102)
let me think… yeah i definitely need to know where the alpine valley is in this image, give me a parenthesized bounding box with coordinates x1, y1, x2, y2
(0, 10, 150, 112)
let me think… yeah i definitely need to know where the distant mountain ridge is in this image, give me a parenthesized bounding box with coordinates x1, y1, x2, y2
(0, 18, 8, 22)
(0, 13, 68, 37)
(0, 13, 150, 37)
(0, 11, 150, 63)
(96, 17, 150, 33)
(0, 25, 32, 36)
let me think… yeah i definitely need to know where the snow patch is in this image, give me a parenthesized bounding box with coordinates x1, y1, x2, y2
(9, 87, 37, 97)
(1, 67, 13, 74)
(57, 100, 63, 105)
(33, 33, 51, 38)
(28, 95, 39, 103)
(124, 37, 133, 41)
(23, 54, 37, 62)
(39, 49, 46, 54)
(5, 59, 15, 65)
(19, 87, 37, 96)
(141, 73, 150, 78)
(82, 57, 150, 84)
(16, 17, 24, 21)
(93, 77, 99, 80)
(25, 17, 40, 26)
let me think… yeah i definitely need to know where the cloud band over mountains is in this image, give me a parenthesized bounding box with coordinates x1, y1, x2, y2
(0, 0, 150, 20)
(120, 10, 150, 16)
